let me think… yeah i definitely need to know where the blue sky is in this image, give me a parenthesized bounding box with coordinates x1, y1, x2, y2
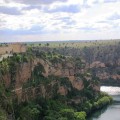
(0, 0, 120, 42)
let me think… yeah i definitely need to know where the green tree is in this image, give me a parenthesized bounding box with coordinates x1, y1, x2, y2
(20, 105, 40, 120)
(60, 109, 75, 120)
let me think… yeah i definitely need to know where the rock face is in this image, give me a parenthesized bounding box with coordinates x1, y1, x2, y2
(39, 43, 120, 86)
(89, 61, 120, 86)
(58, 86, 68, 96)
(2, 57, 100, 102)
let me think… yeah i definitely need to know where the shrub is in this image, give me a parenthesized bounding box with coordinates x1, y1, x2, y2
(74, 111, 86, 120)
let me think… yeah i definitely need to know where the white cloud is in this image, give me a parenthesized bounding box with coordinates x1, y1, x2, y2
(0, 0, 28, 10)
(0, 0, 120, 42)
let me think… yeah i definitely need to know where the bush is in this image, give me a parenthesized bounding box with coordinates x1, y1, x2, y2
(74, 111, 86, 120)
(93, 96, 113, 109)
(82, 101, 92, 113)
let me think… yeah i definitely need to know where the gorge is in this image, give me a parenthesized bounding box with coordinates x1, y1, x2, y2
(0, 40, 119, 120)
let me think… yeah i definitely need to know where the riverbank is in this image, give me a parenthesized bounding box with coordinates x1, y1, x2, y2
(74, 92, 113, 119)
(0, 84, 113, 120)
(87, 86, 120, 120)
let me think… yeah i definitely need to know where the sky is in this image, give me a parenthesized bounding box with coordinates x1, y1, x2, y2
(0, 0, 120, 42)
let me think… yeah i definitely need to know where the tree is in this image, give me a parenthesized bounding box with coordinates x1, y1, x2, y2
(60, 109, 75, 120)
(46, 43, 49, 47)
(20, 105, 40, 120)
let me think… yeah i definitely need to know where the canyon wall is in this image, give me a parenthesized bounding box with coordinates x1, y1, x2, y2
(35, 42, 120, 86)
(1, 55, 99, 102)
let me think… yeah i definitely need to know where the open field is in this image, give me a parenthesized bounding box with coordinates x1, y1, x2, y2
(27, 39, 120, 49)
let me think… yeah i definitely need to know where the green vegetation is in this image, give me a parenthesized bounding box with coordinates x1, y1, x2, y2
(0, 42, 116, 119)
(29, 40, 120, 86)
(11, 91, 112, 120)
(14, 97, 87, 120)
(33, 50, 65, 64)
(0, 84, 112, 120)
(27, 40, 120, 49)
(0, 53, 32, 89)
(0, 84, 15, 120)
(70, 92, 113, 116)
(0, 53, 31, 75)
(0, 108, 7, 120)
(93, 92, 113, 109)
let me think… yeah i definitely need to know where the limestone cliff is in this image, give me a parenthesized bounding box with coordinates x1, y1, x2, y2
(0, 53, 100, 103)
(36, 41, 120, 86)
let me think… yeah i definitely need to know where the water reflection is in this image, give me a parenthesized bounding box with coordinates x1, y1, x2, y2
(87, 86, 120, 120)
(87, 106, 108, 120)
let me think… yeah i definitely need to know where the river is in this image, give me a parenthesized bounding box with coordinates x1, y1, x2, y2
(87, 86, 120, 120)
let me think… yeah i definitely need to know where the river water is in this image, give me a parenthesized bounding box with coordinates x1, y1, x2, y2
(87, 86, 120, 120)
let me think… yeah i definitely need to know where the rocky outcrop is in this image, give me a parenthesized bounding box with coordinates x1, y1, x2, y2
(2, 56, 100, 102)
(37, 42, 120, 86)
(89, 61, 120, 86)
